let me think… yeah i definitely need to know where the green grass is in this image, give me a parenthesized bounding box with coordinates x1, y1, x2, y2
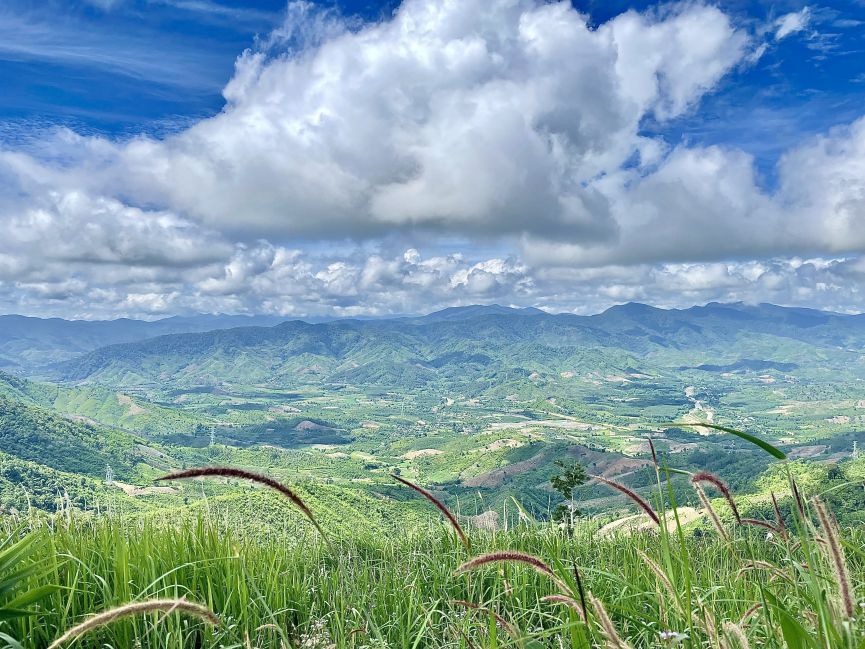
(0, 460, 863, 648)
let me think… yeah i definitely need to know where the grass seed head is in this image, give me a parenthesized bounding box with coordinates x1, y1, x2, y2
(541, 594, 587, 623)
(738, 603, 762, 626)
(450, 600, 521, 641)
(722, 621, 751, 649)
(156, 467, 330, 547)
(588, 592, 632, 649)
(770, 492, 788, 538)
(636, 549, 678, 609)
(455, 551, 570, 594)
(694, 484, 728, 541)
(648, 439, 659, 468)
(812, 497, 855, 618)
(391, 474, 470, 550)
(591, 475, 660, 527)
(790, 478, 807, 521)
(47, 599, 218, 649)
(739, 518, 781, 535)
(691, 471, 740, 522)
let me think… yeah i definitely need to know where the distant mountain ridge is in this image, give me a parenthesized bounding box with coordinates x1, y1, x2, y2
(47, 302, 865, 389)
(0, 313, 286, 372)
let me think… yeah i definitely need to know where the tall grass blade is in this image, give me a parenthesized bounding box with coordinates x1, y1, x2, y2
(675, 423, 786, 459)
(391, 474, 470, 550)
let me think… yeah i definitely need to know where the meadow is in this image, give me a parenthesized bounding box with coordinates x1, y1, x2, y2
(1, 435, 863, 649)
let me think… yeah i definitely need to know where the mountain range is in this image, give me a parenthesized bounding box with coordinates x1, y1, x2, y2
(34, 301, 865, 389)
(1, 301, 863, 520)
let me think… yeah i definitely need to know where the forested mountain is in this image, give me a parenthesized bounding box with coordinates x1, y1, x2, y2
(52, 302, 865, 389)
(1, 302, 863, 522)
(0, 397, 146, 480)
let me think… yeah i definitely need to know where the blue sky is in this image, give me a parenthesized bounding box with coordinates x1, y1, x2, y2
(1, 1, 396, 138)
(4, 1, 863, 170)
(1, 0, 865, 318)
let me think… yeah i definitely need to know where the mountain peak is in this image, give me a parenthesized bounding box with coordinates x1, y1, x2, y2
(420, 304, 544, 322)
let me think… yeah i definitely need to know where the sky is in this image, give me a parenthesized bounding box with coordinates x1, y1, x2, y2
(1, 0, 865, 319)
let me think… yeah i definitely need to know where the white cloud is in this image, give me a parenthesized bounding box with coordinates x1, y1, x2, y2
(1, 228, 865, 317)
(2, 0, 865, 317)
(0, 4, 225, 89)
(775, 7, 810, 40)
(83, 0, 124, 9)
(9, 0, 751, 245)
(522, 116, 865, 266)
(0, 187, 232, 270)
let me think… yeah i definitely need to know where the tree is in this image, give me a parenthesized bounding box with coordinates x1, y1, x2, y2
(550, 459, 587, 532)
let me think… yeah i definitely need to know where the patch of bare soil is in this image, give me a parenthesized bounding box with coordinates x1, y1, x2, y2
(463, 510, 500, 531)
(402, 449, 444, 460)
(788, 445, 828, 459)
(596, 506, 701, 537)
(117, 393, 146, 416)
(67, 414, 102, 427)
(113, 482, 179, 497)
(566, 445, 650, 478)
(295, 420, 335, 431)
(462, 447, 554, 488)
(472, 438, 524, 453)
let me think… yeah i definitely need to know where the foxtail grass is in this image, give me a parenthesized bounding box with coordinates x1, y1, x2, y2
(47, 599, 217, 649)
(691, 471, 741, 522)
(812, 496, 855, 618)
(588, 592, 632, 649)
(450, 599, 521, 642)
(157, 466, 331, 548)
(694, 483, 729, 541)
(540, 594, 586, 623)
(391, 474, 470, 550)
(590, 475, 660, 526)
(771, 492, 788, 538)
(455, 551, 571, 594)
(13, 419, 865, 649)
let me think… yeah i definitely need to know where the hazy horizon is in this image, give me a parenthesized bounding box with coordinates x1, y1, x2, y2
(2, 299, 864, 324)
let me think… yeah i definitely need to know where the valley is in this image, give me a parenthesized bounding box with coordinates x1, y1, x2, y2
(1, 302, 863, 528)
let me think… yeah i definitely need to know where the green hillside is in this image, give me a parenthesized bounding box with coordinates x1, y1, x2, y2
(0, 303, 862, 524)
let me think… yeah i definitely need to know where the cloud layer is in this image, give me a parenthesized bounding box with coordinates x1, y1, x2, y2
(1, 0, 865, 318)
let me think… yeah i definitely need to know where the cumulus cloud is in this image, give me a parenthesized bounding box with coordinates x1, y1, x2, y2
(6, 0, 751, 245)
(524, 116, 865, 266)
(2, 0, 865, 317)
(2, 232, 865, 319)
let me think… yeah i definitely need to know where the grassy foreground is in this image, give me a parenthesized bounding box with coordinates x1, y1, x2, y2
(0, 473, 863, 648)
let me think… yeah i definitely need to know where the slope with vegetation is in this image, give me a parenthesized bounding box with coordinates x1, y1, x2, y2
(0, 429, 863, 648)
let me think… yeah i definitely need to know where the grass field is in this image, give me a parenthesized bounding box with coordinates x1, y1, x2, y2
(1, 448, 864, 649)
